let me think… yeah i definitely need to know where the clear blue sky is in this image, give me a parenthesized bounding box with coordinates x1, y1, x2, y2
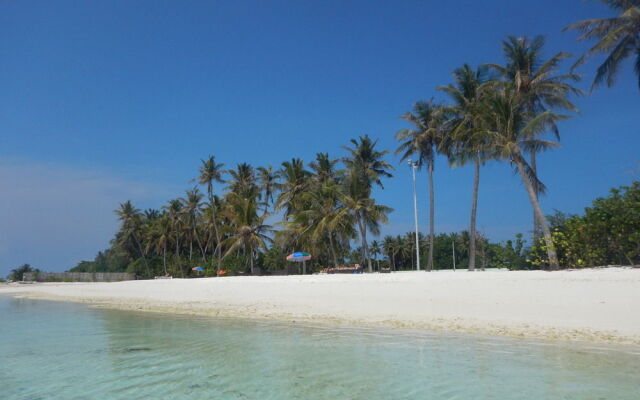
(1, 0, 638, 276)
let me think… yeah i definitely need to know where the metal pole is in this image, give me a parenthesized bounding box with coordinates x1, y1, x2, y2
(409, 160, 421, 271)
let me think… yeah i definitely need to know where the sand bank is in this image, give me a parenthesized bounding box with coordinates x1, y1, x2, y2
(2, 268, 639, 344)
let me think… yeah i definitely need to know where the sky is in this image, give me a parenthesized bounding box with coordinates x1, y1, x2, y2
(1, 0, 638, 276)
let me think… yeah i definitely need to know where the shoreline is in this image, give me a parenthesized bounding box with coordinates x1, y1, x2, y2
(2, 268, 640, 345)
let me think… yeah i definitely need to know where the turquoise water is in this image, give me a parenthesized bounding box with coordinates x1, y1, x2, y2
(1, 296, 639, 400)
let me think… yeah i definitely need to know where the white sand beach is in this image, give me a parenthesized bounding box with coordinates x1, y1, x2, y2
(2, 268, 639, 344)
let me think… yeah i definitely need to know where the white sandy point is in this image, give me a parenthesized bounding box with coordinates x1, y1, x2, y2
(2, 268, 639, 345)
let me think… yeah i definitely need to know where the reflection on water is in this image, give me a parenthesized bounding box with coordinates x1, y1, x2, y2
(1, 296, 639, 400)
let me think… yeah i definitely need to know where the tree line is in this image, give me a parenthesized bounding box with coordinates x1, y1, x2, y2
(30, 1, 640, 277)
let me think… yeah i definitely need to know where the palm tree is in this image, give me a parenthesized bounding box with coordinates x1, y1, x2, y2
(395, 100, 445, 271)
(163, 198, 185, 275)
(223, 193, 273, 274)
(276, 158, 310, 218)
(400, 234, 415, 269)
(227, 163, 259, 199)
(180, 188, 205, 262)
(147, 215, 171, 275)
(196, 156, 226, 271)
(383, 236, 398, 270)
(114, 201, 150, 277)
(342, 135, 394, 190)
(439, 64, 494, 271)
(333, 171, 392, 272)
(310, 152, 341, 185)
(257, 165, 279, 215)
(294, 179, 352, 267)
(341, 135, 394, 272)
(488, 36, 581, 243)
(564, 1, 640, 89)
(370, 240, 382, 270)
(475, 88, 566, 269)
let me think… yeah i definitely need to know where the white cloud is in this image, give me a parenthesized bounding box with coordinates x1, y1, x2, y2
(0, 159, 169, 276)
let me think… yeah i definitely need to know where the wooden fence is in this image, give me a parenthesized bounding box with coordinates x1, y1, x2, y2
(23, 272, 136, 282)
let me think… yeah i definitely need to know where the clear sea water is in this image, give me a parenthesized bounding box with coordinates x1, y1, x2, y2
(1, 296, 639, 400)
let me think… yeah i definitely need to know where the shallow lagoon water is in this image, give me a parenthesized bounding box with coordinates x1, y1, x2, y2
(1, 296, 639, 399)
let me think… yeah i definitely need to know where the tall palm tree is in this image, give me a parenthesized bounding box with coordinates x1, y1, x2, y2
(257, 165, 279, 216)
(115, 201, 150, 276)
(564, 0, 640, 89)
(395, 100, 445, 271)
(223, 193, 273, 274)
(341, 135, 393, 272)
(310, 152, 341, 185)
(180, 188, 205, 262)
(342, 135, 394, 190)
(488, 36, 581, 243)
(197, 156, 225, 271)
(439, 64, 494, 271)
(276, 158, 310, 218)
(227, 163, 259, 199)
(476, 88, 566, 269)
(163, 199, 185, 276)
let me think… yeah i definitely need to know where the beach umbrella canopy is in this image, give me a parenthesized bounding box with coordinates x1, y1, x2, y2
(286, 252, 311, 275)
(286, 252, 311, 262)
(192, 267, 205, 272)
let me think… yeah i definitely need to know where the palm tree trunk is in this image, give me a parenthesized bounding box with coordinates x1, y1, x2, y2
(468, 158, 480, 271)
(132, 234, 150, 277)
(209, 194, 223, 274)
(357, 214, 372, 272)
(194, 226, 207, 260)
(515, 159, 559, 269)
(530, 150, 542, 244)
(163, 241, 167, 275)
(249, 249, 255, 275)
(328, 233, 339, 267)
(175, 233, 184, 278)
(427, 162, 435, 271)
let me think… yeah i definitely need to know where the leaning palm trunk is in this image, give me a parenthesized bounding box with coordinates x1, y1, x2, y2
(468, 158, 480, 271)
(194, 226, 207, 260)
(514, 159, 559, 269)
(210, 204, 222, 274)
(427, 163, 435, 271)
(530, 150, 542, 244)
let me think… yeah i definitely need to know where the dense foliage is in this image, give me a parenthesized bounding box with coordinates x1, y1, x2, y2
(530, 182, 640, 268)
(71, 136, 395, 278)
